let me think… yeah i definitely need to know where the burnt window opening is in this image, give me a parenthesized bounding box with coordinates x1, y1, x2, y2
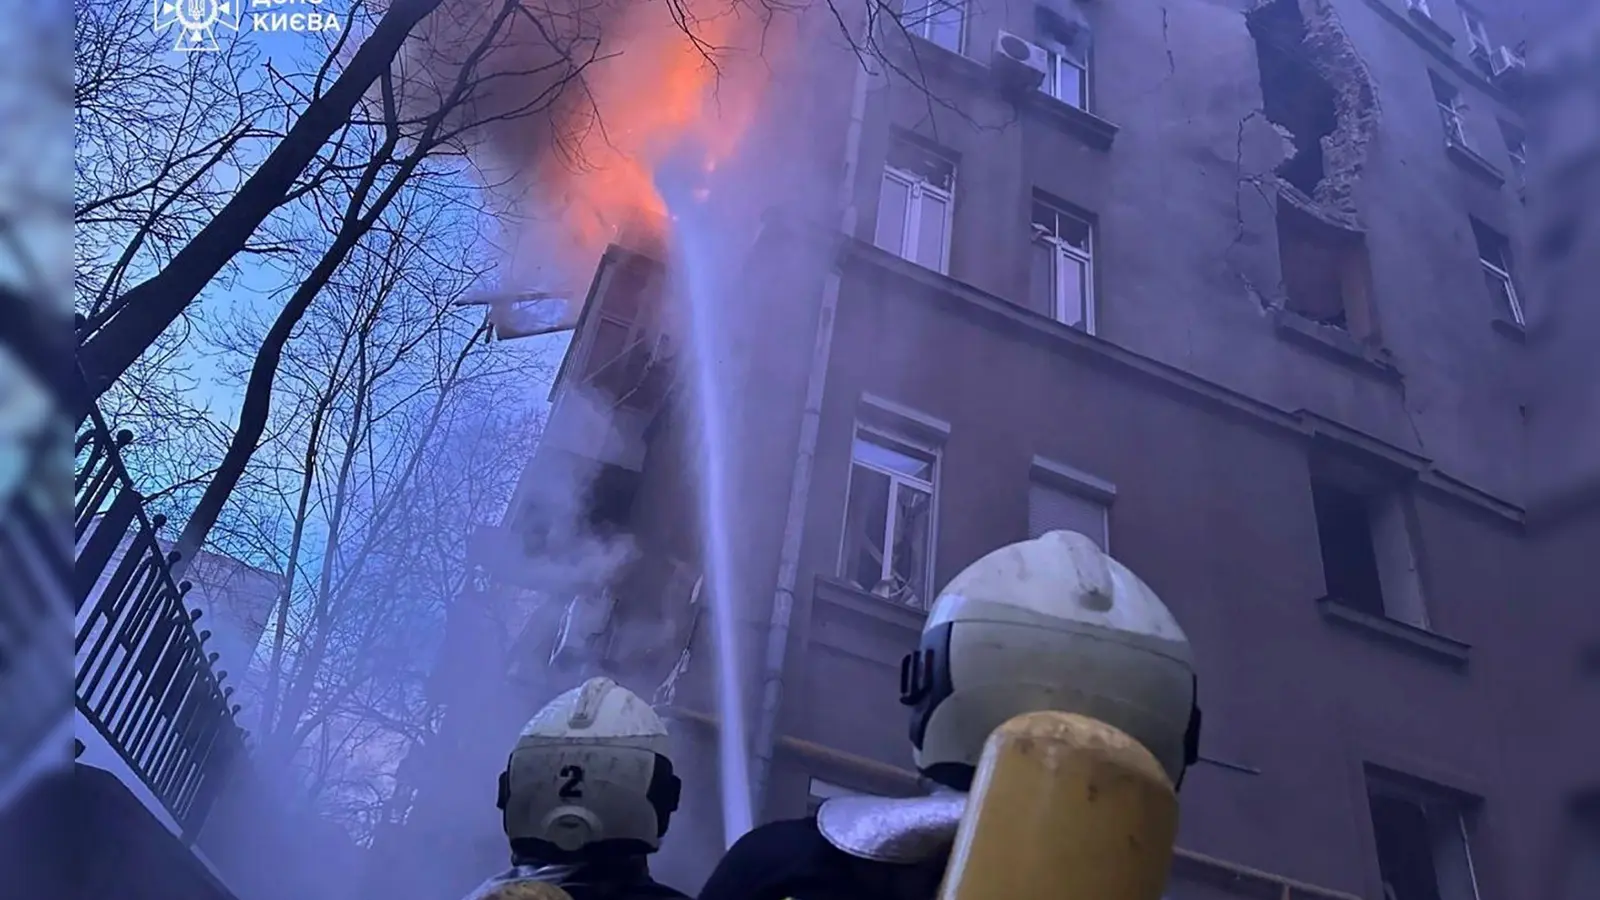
(585, 464, 641, 536)
(1277, 198, 1376, 336)
(1310, 457, 1429, 627)
(1312, 480, 1386, 618)
(1367, 777, 1483, 900)
(1248, 0, 1341, 197)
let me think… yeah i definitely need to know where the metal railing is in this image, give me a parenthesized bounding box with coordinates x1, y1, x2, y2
(74, 403, 245, 838)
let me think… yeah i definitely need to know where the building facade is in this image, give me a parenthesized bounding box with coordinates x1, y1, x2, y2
(382, 1, 1598, 899)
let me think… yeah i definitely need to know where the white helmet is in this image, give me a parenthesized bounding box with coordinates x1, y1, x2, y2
(497, 677, 682, 857)
(899, 531, 1202, 790)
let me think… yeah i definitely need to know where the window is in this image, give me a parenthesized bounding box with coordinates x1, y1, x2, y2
(1430, 73, 1468, 147)
(875, 139, 955, 275)
(1029, 201, 1095, 331)
(1041, 38, 1088, 109)
(905, 0, 965, 54)
(1310, 467, 1428, 626)
(1498, 120, 1527, 181)
(1470, 218, 1523, 325)
(806, 777, 873, 815)
(840, 427, 937, 609)
(1028, 478, 1109, 551)
(1459, 4, 1492, 58)
(1407, 0, 1432, 16)
(1276, 199, 1377, 338)
(1367, 775, 1483, 900)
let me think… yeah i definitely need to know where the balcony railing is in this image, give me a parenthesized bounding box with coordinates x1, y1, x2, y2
(74, 403, 245, 838)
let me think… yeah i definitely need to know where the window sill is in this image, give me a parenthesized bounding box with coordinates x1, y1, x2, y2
(813, 575, 928, 630)
(904, 34, 992, 89)
(1027, 92, 1119, 151)
(1491, 317, 1526, 343)
(1446, 140, 1506, 186)
(1272, 309, 1401, 382)
(1405, 7, 1456, 47)
(1316, 596, 1471, 667)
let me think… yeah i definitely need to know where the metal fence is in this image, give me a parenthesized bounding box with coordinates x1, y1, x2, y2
(74, 404, 245, 838)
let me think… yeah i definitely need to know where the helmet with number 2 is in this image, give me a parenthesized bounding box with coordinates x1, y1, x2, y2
(498, 677, 682, 858)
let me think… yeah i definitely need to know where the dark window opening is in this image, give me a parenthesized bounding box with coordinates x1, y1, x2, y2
(1277, 199, 1376, 335)
(1312, 478, 1385, 617)
(1371, 793, 1446, 900)
(1248, 0, 1340, 196)
(585, 464, 641, 536)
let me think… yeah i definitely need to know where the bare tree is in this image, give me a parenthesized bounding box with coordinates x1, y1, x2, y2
(195, 182, 546, 835)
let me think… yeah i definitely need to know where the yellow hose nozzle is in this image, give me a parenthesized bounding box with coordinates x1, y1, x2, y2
(939, 711, 1180, 900)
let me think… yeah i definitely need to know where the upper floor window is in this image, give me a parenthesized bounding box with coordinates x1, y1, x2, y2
(1430, 72, 1469, 148)
(1367, 774, 1483, 900)
(840, 426, 938, 609)
(1470, 218, 1523, 325)
(906, 0, 965, 55)
(1498, 120, 1527, 181)
(1310, 465, 1428, 628)
(875, 138, 955, 275)
(1459, 3, 1492, 58)
(1029, 200, 1095, 332)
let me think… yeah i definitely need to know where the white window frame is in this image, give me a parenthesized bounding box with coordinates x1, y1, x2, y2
(1432, 78, 1469, 148)
(880, 163, 955, 275)
(1501, 124, 1527, 177)
(1460, 5, 1492, 56)
(1479, 254, 1523, 325)
(1369, 780, 1484, 900)
(1031, 202, 1096, 333)
(838, 425, 940, 607)
(1040, 39, 1088, 110)
(907, 0, 966, 55)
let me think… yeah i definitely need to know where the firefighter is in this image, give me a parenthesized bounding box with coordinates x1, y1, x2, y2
(697, 530, 1203, 900)
(465, 676, 690, 900)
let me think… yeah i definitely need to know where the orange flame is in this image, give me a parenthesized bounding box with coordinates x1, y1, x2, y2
(530, 2, 785, 279)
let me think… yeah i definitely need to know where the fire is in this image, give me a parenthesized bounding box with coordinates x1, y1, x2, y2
(542, 1, 780, 263)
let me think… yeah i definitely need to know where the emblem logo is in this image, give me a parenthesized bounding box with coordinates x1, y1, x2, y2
(153, 0, 242, 53)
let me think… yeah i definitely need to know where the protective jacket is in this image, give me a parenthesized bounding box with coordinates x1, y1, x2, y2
(465, 857, 689, 900)
(696, 794, 962, 900)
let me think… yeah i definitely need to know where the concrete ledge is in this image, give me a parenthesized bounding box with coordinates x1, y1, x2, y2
(1027, 92, 1119, 151)
(1405, 7, 1456, 48)
(813, 575, 927, 630)
(1446, 140, 1507, 185)
(1315, 596, 1472, 667)
(1271, 309, 1402, 382)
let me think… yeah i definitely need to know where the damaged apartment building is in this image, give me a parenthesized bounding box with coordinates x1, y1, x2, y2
(364, 2, 1599, 900)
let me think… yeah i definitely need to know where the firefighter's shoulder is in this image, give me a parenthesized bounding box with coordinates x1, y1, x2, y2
(698, 817, 837, 900)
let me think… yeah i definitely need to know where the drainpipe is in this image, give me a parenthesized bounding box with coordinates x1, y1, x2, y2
(747, 51, 874, 822)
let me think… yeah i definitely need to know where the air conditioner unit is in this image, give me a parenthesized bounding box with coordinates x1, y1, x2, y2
(1490, 45, 1526, 79)
(991, 30, 1048, 92)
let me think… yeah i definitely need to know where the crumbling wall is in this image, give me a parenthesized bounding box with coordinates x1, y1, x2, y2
(1247, 0, 1380, 231)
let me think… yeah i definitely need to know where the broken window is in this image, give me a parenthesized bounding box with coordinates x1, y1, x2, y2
(1460, 3, 1493, 59)
(1311, 479, 1386, 618)
(876, 138, 956, 274)
(1029, 199, 1095, 331)
(1248, 0, 1340, 196)
(1470, 218, 1523, 325)
(1310, 461, 1428, 626)
(1276, 199, 1377, 336)
(906, 0, 966, 54)
(1430, 73, 1469, 148)
(840, 428, 937, 609)
(1368, 777, 1483, 900)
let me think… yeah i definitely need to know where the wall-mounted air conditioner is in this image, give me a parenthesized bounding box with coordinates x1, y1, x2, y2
(992, 30, 1048, 92)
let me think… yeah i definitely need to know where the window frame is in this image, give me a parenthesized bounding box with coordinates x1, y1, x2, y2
(907, 0, 966, 55)
(1430, 74, 1469, 148)
(878, 156, 956, 275)
(1039, 38, 1089, 111)
(1472, 220, 1524, 326)
(1407, 0, 1433, 16)
(1367, 777, 1485, 900)
(838, 425, 941, 608)
(1030, 200, 1096, 333)
(1459, 4, 1492, 56)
